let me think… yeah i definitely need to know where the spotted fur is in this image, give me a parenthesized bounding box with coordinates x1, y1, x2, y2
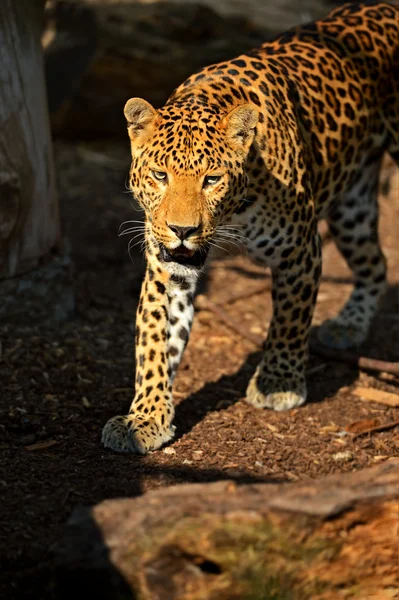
(102, 2, 399, 453)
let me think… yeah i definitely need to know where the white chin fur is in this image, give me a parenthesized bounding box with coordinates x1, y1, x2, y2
(162, 261, 202, 278)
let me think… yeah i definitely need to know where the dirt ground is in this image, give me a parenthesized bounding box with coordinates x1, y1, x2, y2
(0, 138, 398, 599)
(1, 0, 399, 596)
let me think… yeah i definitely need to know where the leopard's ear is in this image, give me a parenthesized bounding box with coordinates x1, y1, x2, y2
(124, 98, 158, 142)
(220, 104, 258, 153)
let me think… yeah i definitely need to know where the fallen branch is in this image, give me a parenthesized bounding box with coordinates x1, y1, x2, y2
(309, 343, 399, 376)
(196, 296, 399, 376)
(25, 440, 58, 451)
(352, 420, 399, 441)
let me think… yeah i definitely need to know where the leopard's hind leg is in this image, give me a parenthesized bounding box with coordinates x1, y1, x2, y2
(318, 153, 387, 349)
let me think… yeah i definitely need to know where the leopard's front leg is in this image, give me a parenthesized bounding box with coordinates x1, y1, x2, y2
(246, 227, 322, 411)
(102, 251, 198, 454)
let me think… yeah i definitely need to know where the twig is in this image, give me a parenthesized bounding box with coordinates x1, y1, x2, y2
(224, 283, 270, 305)
(352, 420, 399, 441)
(196, 296, 399, 376)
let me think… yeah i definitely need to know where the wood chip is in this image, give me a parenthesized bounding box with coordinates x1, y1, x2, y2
(25, 440, 58, 451)
(352, 387, 399, 407)
(320, 423, 340, 433)
(163, 447, 176, 455)
(332, 451, 353, 462)
(333, 438, 347, 445)
(265, 423, 279, 433)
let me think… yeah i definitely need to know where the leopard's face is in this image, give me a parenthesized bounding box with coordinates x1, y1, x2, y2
(126, 97, 259, 269)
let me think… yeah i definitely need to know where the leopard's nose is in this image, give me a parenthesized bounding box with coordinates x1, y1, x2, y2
(167, 224, 200, 241)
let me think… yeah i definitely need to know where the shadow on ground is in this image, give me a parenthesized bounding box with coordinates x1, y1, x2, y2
(174, 284, 399, 441)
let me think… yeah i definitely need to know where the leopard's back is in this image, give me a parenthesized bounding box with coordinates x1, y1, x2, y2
(250, 2, 399, 206)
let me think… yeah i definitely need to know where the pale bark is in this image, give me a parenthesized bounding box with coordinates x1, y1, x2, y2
(0, 1, 73, 324)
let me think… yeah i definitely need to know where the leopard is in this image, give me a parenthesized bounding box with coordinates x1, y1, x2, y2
(102, 2, 399, 453)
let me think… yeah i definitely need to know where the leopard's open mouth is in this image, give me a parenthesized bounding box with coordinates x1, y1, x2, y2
(159, 243, 209, 268)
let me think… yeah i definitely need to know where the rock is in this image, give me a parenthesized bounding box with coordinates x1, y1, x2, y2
(55, 459, 399, 599)
(44, 1, 272, 139)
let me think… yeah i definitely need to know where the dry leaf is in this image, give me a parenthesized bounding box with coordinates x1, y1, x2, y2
(25, 440, 58, 451)
(345, 419, 380, 434)
(352, 387, 399, 407)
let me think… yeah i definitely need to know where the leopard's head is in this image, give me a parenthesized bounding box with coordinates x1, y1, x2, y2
(124, 97, 258, 269)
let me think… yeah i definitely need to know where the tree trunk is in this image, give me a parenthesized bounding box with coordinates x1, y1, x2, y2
(0, 0, 73, 324)
(55, 459, 399, 600)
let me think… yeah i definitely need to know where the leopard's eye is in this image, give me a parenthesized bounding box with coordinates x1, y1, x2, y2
(204, 175, 222, 187)
(152, 170, 168, 182)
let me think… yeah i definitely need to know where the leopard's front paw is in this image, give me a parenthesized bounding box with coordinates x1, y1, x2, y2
(101, 414, 176, 454)
(245, 372, 306, 411)
(317, 318, 367, 350)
